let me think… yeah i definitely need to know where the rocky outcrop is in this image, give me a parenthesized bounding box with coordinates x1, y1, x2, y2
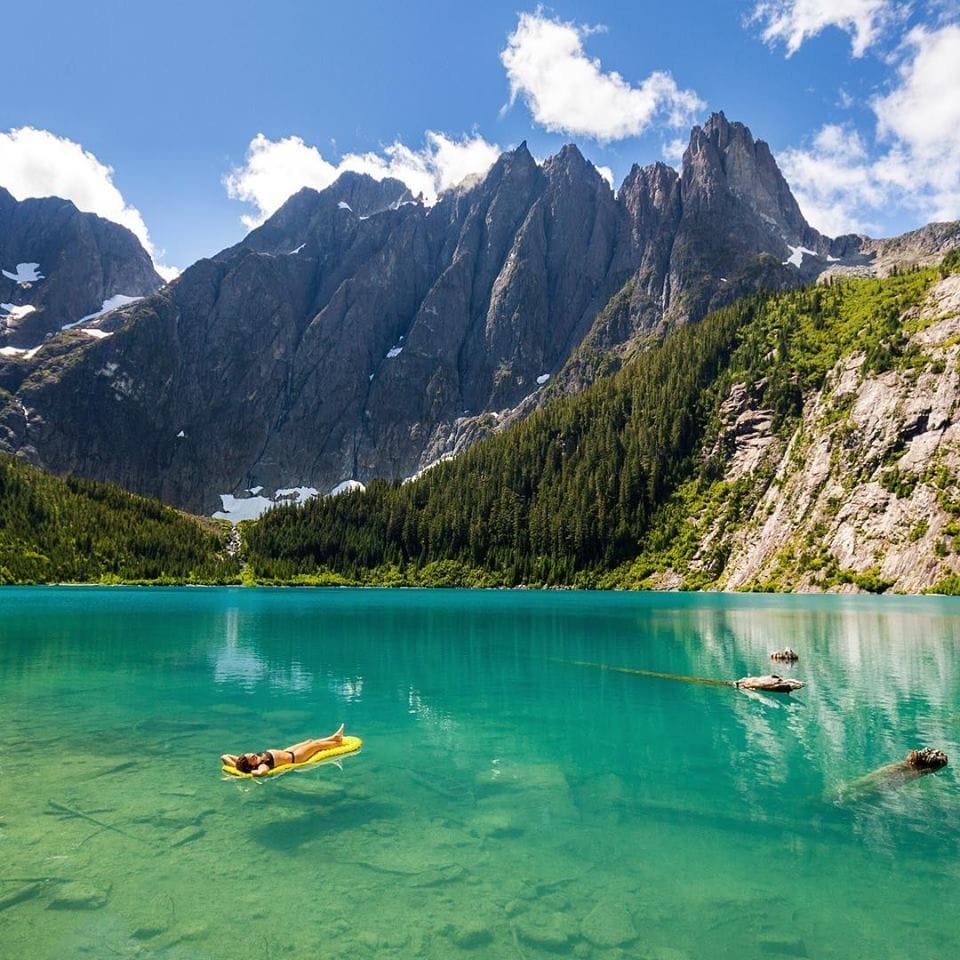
(0, 188, 163, 350)
(691, 275, 960, 593)
(1, 115, 958, 516)
(820, 221, 960, 282)
(711, 380, 778, 481)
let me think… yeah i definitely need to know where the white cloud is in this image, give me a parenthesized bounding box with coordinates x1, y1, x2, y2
(224, 130, 501, 228)
(779, 124, 883, 234)
(836, 87, 855, 109)
(0, 127, 177, 280)
(873, 24, 960, 202)
(777, 23, 960, 235)
(153, 263, 180, 282)
(662, 137, 687, 165)
(595, 165, 615, 187)
(751, 0, 895, 57)
(500, 9, 703, 142)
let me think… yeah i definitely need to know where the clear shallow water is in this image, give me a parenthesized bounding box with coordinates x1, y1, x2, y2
(1, 587, 958, 960)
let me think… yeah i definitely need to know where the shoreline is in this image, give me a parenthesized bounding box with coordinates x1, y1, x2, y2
(4, 580, 960, 599)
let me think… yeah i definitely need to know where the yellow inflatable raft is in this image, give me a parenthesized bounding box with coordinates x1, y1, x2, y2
(222, 736, 363, 778)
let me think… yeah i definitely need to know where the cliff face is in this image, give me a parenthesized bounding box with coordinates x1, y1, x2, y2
(1, 115, 958, 516)
(659, 274, 960, 594)
(0, 188, 162, 350)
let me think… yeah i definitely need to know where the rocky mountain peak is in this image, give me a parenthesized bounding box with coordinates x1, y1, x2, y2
(546, 142, 587, 171)
(682, 111, 813, 246)
(620, 161, 680, 207)
(544, 143, 611, 195)
(325, 171, 413, 216)
(223, 171, 416, 260)
(699, 110, 747, 150)
(0, 190, 163, 351)
(487, 140, 540, 185)
(458, 139, 545, 225)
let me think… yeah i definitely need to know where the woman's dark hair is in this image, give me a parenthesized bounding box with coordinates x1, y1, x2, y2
(235, 753, 254, 772)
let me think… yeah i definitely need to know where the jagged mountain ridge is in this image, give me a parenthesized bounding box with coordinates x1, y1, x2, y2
(1, 113, 957, 514)
(0, 188, 163, 350)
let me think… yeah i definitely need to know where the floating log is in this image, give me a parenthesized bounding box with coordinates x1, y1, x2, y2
(563, 660, 804, 694)
(906, 747, 948, 771)
(564, 661, 732, 688)
(734, 675, 805, 693)
(835, 747, 948, 800)
(770, 648, 799, 662)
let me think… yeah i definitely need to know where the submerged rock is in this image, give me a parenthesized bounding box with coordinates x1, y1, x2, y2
(446, 920, 494, 949)
(580, 899, 638, 947)
(48, 882, 109, 910)
(466, 809, 525, 839)
(515, 911, 576, 952)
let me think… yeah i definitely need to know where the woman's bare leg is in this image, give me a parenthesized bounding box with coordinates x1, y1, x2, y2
(286, 726, 344, 752)
(288, 726, 346, 762)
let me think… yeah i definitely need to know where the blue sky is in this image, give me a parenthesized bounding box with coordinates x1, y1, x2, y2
(2, 1, 958, 274)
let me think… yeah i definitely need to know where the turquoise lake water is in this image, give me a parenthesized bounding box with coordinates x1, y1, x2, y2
(1, 587, 958, 960)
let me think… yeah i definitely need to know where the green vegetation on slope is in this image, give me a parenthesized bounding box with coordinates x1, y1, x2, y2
(246, 257, 956, 588)
(614, 261, 948, 590)
(0, 455, 239, 584)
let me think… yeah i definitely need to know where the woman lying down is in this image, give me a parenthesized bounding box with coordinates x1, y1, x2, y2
(221, 724, 345, 776)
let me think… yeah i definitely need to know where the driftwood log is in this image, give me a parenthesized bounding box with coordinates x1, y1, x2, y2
(734, 674, 805, 693)
(770, 648, 799, 662)
(906, 748, 948, 771)
(566, 660, 806, 694)
(835, 747, 948, 800)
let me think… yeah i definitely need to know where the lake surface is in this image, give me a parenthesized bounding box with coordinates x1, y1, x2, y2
(1, 587, 958, 960)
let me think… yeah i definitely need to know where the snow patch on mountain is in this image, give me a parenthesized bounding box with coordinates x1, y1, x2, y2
(2, 263, 43, 284)
(1, 303, 36, 321)
(0, 344, 42, 359)
(330, 480, 365, 496)
(404, 453, 455, 484)
(783, 245, 817, 268)
(213, 493, 275, 523)
(62, 294, 142, 330)
(275, 486, 319, 502)
(213, 485, 320, 523)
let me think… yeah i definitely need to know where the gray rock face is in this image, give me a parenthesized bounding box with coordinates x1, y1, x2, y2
(1, 114, 958, 514)
(667, 114, 815, 322)
(696, 275, 960, 594)
(0, 188, 162, 349)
